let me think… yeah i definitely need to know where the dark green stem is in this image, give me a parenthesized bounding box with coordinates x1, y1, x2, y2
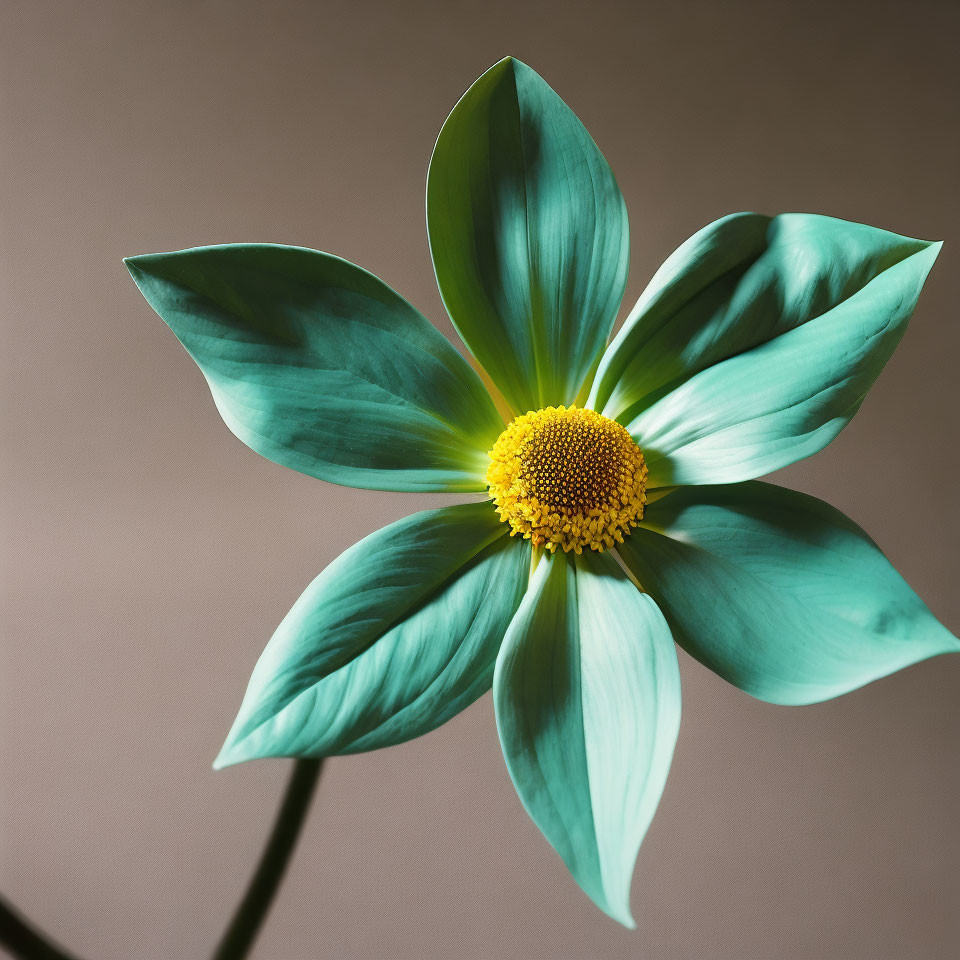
(211, 758, 324, 960)
(0, 896, 83, 960)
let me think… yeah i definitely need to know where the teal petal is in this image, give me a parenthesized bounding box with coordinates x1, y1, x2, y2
(427, 57, 629, 414)
(215, 501, 529, 766)
(588, 214, 941, 485)
(619, 483, 958, 705)
(125, 244, 504, 492)
(588, 212, 770, 419)
(493, 550, 681, 926)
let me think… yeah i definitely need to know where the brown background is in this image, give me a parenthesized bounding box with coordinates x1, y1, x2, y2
(2, 1, 958, 958)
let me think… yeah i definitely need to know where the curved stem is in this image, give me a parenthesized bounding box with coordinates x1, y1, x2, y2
(0, 896, 84, 960)
(211, 758, 324, 960)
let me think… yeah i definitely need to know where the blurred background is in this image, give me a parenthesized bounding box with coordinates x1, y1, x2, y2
(2, 1, 958, 958)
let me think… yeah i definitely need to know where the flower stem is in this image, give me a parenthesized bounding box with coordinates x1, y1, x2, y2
(211, 758, 324, 960)
(0, 896, 83, 960)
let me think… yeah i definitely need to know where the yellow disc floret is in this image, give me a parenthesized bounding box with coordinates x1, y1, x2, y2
(486, 405, 648, 554)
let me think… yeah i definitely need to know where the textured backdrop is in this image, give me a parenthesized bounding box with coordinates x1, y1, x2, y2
(2, 1, 958, 958)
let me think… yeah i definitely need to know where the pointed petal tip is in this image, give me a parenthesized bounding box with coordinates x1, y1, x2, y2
(481, 56, 538, 83)
(591, 894, 635, 929)
(212, 740, 244, 771)
(912, 237, 944, 282)
(482, 56, 520, 79)
(124, 256, 159, 290)
(123, 253, 160, 280)
(596, 883, 637, 929)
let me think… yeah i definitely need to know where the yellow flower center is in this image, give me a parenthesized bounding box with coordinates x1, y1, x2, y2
(486, 405, 648, 554)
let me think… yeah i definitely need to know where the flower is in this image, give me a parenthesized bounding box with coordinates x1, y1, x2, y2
(125, 57, 957, 927)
